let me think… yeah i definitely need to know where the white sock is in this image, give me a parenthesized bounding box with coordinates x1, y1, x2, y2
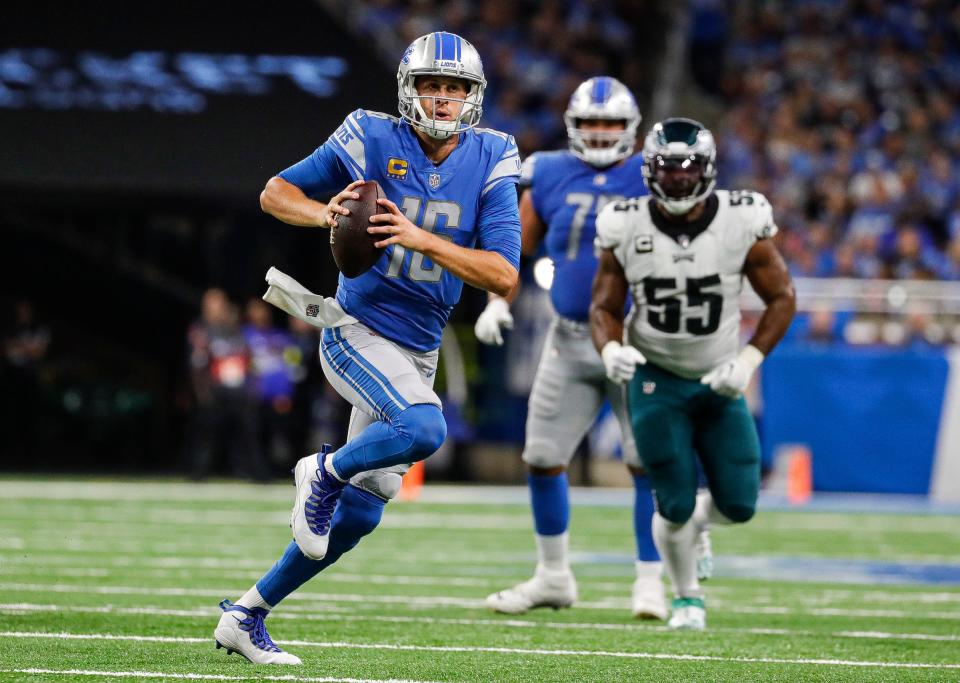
(635, 559, 663, 581)
(692, 489, 733, 529)
(535, 532, 570, 573)
(235, 586, 272, 611)
(324, 452, 347, 483)
(653, 513, 702, 599)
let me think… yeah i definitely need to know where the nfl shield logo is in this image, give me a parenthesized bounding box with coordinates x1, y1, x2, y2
(305, 304, 320, 318)
(642, 381, 656, 395)
(428, 173, 441, 190)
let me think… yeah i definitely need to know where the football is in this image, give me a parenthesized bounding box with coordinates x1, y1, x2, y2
(330, 180, 387, 278)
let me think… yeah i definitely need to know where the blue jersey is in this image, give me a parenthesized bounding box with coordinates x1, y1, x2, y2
(524, 151, 647, 321)
(278, 109, 521, 352)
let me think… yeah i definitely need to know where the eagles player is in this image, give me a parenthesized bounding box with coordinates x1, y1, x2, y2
(213, 32, 521, 664)
(591, 118, 795, 630)
(476, 77, 675, 619)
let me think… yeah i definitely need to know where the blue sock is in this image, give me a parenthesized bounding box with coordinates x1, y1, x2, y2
(256, 484, 385, 606)
(632, 473, 660, 562)
(527, 471, 569, 536)
(332, 404, 446, 480)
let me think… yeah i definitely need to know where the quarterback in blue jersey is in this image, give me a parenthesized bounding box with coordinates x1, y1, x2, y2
(476, 77, 707, 620)
(213, 32, 521, 665)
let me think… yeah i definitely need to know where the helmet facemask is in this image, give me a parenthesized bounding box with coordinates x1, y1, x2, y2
(399, 76, 484, 140)
(641, 118, 717, 215)
(566, 120, 638, 167)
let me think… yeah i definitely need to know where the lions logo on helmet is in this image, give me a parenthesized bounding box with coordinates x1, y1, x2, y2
(397, 32, 486, 141)
(564, 76, 641, 167)
(641, 117, 718, 215)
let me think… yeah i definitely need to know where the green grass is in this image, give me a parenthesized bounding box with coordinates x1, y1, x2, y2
(0, 479, 958, 682)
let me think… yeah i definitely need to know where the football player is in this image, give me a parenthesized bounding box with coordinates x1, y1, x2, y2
(590, 118, 796, 630)
(475, 77, 678, 619)
(214, 32, 521, 664)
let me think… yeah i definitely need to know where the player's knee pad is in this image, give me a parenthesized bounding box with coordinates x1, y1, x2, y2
(655, 490, 696, 525)
(521, 439, 570, 469)
(352, 470, 404, 501)
(395, 403, 446, 461)
(713, 497, 756, 524)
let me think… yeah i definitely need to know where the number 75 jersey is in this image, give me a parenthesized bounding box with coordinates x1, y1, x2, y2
(594, 191, 778, 379)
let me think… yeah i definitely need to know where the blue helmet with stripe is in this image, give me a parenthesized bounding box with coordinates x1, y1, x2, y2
(564, 77, 641, 167)
(397, 32, 486, 140)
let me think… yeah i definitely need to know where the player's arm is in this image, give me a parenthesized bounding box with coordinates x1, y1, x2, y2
(474, 189, 546, 345)
(701, 239, 796, 398)
(260, 137, 359, 228)
(590, 249, 645, 383)
(743, 239, 796, 354)
(497, 189, 547, 303)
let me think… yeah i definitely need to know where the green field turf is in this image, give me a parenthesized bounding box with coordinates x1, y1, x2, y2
(0, 479, 958, 682)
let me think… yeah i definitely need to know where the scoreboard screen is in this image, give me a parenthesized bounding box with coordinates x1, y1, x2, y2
(0, 0, 394, 199)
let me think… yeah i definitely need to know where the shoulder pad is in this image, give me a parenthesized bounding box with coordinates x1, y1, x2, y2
(329, 109, 368, 179)
(483, 134, 521, 196)
(726, 190, 778, 241)
(594, 200, 634, 250)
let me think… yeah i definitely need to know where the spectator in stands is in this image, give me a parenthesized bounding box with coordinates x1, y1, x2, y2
(2, 299, 51, 460)
(244, 298, 297, 474)
(187, 288, 263, 480)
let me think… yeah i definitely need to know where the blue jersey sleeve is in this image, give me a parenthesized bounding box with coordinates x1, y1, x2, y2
(476, 179, 521, 269)
(277, 143, 354, 198)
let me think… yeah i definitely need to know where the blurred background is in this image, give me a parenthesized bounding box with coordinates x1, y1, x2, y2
(3, 0, 959, 503)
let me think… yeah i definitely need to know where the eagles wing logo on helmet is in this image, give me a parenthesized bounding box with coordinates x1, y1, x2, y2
(641, 117, 718, 215)
(396, 32, 486, 141)
(564, 76, 641, 167)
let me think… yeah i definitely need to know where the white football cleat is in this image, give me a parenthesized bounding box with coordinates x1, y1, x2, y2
(667, 597, 706, 631)
(631, 562, 668, 620)
(291, 445, 345, 560)
(486, 565, 577, 614)
(214, 600, 302, 665)
(696, 528, 714, 581)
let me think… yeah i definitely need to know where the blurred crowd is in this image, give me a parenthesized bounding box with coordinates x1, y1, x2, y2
(185, 288, 349, 479)
(694, 0, 960, 282)
(357, 0, 651, 156)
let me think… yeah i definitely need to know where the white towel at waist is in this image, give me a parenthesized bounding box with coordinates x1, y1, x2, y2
(262, 266, 357, 329)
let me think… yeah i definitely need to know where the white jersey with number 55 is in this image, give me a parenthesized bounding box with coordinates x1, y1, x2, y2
(594, 190, 777, 379)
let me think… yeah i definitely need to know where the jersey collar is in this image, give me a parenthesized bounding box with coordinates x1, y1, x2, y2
(648, 193, 719, 246)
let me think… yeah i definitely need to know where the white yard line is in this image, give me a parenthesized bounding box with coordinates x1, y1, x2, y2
(0, 668, 443, 683)
(4, 583, 959, 619)
(3, 603, 959, 643)
(1, 631, 957, 670)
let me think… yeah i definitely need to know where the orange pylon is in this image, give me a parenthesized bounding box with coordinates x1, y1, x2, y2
(786, 446, 813, 505)
(398, 460, 425, 501)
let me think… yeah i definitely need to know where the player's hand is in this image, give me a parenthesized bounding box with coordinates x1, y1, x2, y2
(368, 197, 431, 250)
(601, 341, 646, 384)
(474, 298, 514, 346)
(324, 179, 366, 228)
(700, 345, 765, 398)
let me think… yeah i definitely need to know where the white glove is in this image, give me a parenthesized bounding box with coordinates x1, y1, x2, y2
(474, 298, 514, 346)
(600, 341, 646, 384)
(700, 345, 765, 398)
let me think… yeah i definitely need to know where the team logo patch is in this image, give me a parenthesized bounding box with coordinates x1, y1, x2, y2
(635, 235, 653, 253)
(305, 304, 320, 318)
(593, 173, 607, 186)
(387, 157, 408, 179)
(428, 172, 441, 190)
(642, 381, 656, 395)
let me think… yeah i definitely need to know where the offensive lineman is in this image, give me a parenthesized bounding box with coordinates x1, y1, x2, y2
(213, 32, 521, 663)
(476, 77, 678, 619)
(590, 118, 795, 630)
